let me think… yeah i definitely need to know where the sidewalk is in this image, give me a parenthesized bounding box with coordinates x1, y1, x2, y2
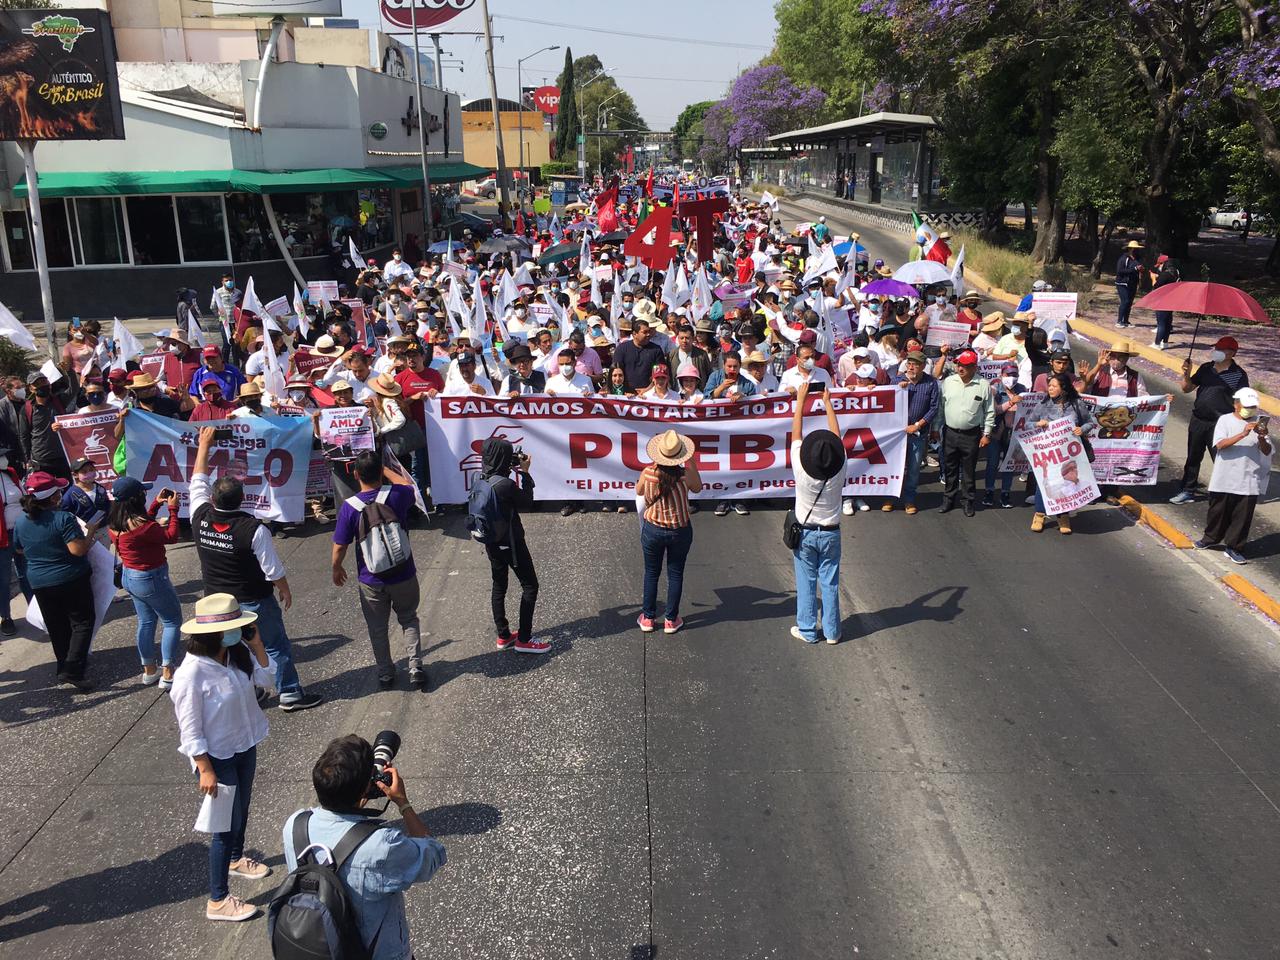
(782, 192, 1280, 627)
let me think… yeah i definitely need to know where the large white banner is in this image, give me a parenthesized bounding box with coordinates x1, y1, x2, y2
(1013, 416, 1100, 515)
(423, 391, 909, 503)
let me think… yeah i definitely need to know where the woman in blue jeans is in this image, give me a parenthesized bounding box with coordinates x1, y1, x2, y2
(171, 593, 275, 922)
(636, 430, 702, 635)
(108, 476, 183, 688)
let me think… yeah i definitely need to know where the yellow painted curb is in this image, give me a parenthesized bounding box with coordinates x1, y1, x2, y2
(1220, 573, 1280, 626)
(1117, 495, 1195, 549)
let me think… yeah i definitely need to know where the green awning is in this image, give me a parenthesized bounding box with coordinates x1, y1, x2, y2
(12, 161, 490, 199)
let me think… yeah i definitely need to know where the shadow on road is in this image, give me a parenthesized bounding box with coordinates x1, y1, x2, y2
(850, 586, 967, 639)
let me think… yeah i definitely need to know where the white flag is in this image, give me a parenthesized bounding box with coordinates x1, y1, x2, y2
(383, 301, 403, 338)
(802, 244, 837, 285)
(445, 277, 467, 338)
(348, 236, 367, 271)
(835, 256, 859, 298)
(760, 190, 778, 209)
(609, 282, 623, 342)
(0, 300, 36, 351)
(258, 312, 288, 400)
(292, 284, 309, 340)
(112, 317, 143, 369)
(549, 214, 563, 243)
(690, 266, 714, 322)
(578, 234, 591, 279)
(949, 244, 966, 291)
(512, 263, 534, 288)
(241, 276, 265, 319)
(672, 262, 692, 309)
(807, 229, 821, 260)
(186, 311, 205, 348)
(496, 270, 520, 318)
(661, 259, 678, 310)
(472, 281, 489, 345)
(589, 264, 602, 311)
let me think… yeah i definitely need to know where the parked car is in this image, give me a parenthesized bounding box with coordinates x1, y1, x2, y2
(475, 176, 497, 199)
(1206, 206, 1268, 230)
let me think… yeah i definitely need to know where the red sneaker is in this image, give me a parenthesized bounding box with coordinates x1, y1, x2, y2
(663, 617, 684, 635)
(512, 637, 551, 655)
(636, 614, 655, 633)
(495, 631, 515, 650)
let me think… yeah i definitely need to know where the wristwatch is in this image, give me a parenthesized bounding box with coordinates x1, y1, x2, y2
(396, 801, 414, 815)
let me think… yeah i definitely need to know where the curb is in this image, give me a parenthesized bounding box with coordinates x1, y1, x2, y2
(1220, 573, 1280, 626)
(1117, 495, 1195, 549)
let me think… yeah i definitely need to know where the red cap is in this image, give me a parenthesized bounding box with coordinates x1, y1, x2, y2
(955, 350, 979, 366)
(1214, 336, 1239, 352)
(22, 471, 68, 499)
(798, 329, 818, 345)
(125, 369, 144, 382)
(107, 368, 128, 382)
(1155, 254, 1169, 264)
(201, 345, 220, 358)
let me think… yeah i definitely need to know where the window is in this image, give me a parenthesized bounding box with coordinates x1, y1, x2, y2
(3, 211, 34, 271)
(226, 193, 280, 263)
(38, 199, 74, 268)
(358, 188, 394, 246)
(176, 196, 228, 263)
(73, 197, 127, 265)
(126, 196, 180, 264)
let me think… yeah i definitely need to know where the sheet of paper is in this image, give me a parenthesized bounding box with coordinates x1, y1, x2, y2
(39, 358, 63, 384)
(194, 784, 236, 834)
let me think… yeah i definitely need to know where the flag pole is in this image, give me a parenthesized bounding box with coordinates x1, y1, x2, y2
(21, 140, 57, 360)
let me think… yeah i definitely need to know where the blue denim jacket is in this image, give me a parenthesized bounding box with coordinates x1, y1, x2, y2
(283, 808, 447, 960)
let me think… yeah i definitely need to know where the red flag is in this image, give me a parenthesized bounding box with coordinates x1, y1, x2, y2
(925, 238, 952, 264)
(644, 165, 654, 198)
(596, 176, 621, 233)
(672, 179, 680, 214)
(514, 210, 526, 236)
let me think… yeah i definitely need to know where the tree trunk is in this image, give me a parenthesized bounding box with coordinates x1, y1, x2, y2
(1091, 214, 1115, 279)
(1083, 204, 1100, 259)
(1022, 200, 1034, 234)
(1039, 201, 1067, 264)
(1031, 83, 1061, 263)
(1266, 235, 1280, 276)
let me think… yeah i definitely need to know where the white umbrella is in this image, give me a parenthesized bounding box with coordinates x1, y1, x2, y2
(892, 260, 952, 286)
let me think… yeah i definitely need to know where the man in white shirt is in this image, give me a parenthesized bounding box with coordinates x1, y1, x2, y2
(544, 348, 594, 397)
(781, 343, 833, 395)
(245, 329, 289, 379)
(789, 379, 846, 644)
(319, 346, 376, 403)
(441, 352, 495, 396)
(1197, 387, 1274, 564)
(382, 247, 414, 285)
(742, 349, 780, 394)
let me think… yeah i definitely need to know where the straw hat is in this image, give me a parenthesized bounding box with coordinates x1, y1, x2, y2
(370, 373, 403, 397)
(632, 299, 658, 323)
(1125, 239, 1143, 250)
(646, 429, 694, 467)
(1109, 339, 1138, 355)
(238, 380, 264, 397)
(959, 289, 983, 304)
(743, 349, 769, 365)
(980, 311, 1007, 333)
(330, 380, 354, 395)
(161, 329, 191, 348)
(182, 592, 258, 634)
(875, 265, 893, 277)
(311, 334, 344, 357)
(129, 372, 159, 389)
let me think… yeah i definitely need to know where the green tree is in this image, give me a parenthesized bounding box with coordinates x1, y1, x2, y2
(672, 101, 714, 159)
(554, 48, 578, 161)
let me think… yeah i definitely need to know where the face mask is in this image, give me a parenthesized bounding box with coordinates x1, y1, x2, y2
(13, 388, 24, 400)
(799, 358, 814, 372)
(1210, 350, 1227, 363)
(559, 364, 574, 377)
(1240, 406, 1258, 420)
(220, 628, 242, 648)
(868, 303, 880, 313)
(394, 254, 402, 261)
(0, 456, 8, 469)
(168, 344, 183, 355)
(224, 280, 234, 290)
(934, 296, 946, 305)
(1001, 376, 1015, 390)
(1011, 325, 1024, 336)
(515, 308, 527, 318)
(34, 386, 50, 399)
(289, 390, 308, 403)
(73, 332, 85, 341)
(86, 392, 104, 405)
(77, 471, 95, 484)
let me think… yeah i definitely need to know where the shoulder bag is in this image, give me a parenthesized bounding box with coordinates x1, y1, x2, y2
(782, 477, 828, 550)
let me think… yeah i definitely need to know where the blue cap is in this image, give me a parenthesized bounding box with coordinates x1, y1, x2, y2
(111, 476, 153, 500)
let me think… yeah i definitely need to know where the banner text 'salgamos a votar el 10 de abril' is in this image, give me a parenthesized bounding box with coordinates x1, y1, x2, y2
(0, 9, 124, 140)
(423, 390, 908, 504)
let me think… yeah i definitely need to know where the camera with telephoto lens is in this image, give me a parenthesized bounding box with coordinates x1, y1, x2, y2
(368, 730, 401, 795)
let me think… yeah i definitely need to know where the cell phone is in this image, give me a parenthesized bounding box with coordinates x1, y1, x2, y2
(1257, 416, 1269, 431)
(212, 426, 233, 441)
(156, 488, 175, 500)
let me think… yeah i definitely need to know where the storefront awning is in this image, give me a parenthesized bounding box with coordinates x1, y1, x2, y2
(13, 162, 490, 199)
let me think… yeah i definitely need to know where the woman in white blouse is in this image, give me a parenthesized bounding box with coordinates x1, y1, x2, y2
(170, 593, 276, 923)
(367, 373, 407, 437)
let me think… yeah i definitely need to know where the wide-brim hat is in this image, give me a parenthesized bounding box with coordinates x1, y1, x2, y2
(632, 299, 658, 323)
(799, 430, 847, 481)
(238, 380, 264, 397)
(311, 334, 344, 357)
(959, 289, 983, 304)
(875, 266, 893, 277)
(1125, 240, 1143, 249)
(646, 429, 694, 466)
(161, 329, 191, 348)
(1110, 339, 1138, 355)
(370, 373, 403, 397)
(182, 592, 258, 634)
(980, 311, 1007, 333)
(129, 372, 159, 389)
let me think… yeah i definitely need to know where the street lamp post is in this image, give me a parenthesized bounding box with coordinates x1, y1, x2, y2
(576, 68, 614, 177)
(596, 89, 623, 176)
(517, 45, 559, 190)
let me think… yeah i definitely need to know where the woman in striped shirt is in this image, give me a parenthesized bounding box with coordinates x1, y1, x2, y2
(636, 430, 703, 635)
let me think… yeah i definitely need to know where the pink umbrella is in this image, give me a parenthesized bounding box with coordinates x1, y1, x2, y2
(1134, 281, 1271, 356)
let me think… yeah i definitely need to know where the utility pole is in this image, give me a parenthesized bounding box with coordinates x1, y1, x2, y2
(410, 11, 433, 237)
(478, 0, 510, 228)
(20, 141, 57, 359)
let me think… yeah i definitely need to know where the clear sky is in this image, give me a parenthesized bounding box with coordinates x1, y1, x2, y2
(345, 0, 779, 129)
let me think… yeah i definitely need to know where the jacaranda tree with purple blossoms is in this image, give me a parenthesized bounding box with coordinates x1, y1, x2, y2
(699, 65, 826, 174)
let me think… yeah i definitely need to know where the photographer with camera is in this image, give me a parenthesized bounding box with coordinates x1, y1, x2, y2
(467, 437, 548, 654)
(273, 734, 446, 960)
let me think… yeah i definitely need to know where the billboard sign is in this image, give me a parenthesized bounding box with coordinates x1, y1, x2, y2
(380, 0, 476, 31)
(532, 85, 561, 115)
(0, 9, 124, 140)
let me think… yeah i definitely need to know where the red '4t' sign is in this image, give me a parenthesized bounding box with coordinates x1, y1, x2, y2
(677, 196, 729, 264)
(532, 85, 561, 115)
(623, 195, 729, 268)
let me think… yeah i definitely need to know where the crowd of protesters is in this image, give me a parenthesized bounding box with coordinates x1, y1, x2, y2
(0, 171, 1271, 940)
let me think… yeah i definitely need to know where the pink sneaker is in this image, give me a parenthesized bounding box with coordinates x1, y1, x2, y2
(636, 614, 655, 633)
(663, 617, 684, 634)
(495, 631, 515, 650)
(512, 637, 551, 655)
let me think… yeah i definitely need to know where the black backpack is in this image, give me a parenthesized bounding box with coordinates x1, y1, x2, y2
(465, 475, 510, 546)
(268, 812, 384, 960)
